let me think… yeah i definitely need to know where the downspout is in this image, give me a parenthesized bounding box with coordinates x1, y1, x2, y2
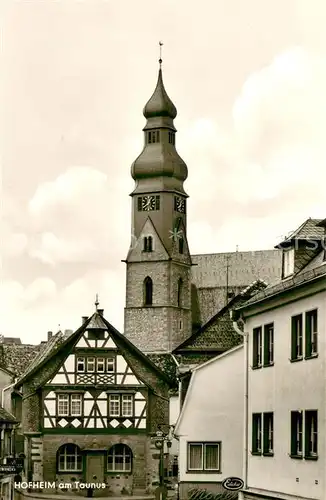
(231, 312, 248, 498)
(171, 355, 182, 413)
(1, 379, 17, 408)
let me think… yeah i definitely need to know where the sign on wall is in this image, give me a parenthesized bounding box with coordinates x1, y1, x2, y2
(222, 477, 244, 491)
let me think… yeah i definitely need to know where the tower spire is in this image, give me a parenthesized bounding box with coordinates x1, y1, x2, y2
(95, 293, 99, 311)
(159, 41, 163, 68)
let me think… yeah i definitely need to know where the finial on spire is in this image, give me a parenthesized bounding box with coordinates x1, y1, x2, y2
(95, 293, 99, 311)
(159, 41, 163, 67)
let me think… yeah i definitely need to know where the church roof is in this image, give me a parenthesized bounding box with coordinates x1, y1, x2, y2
(191, 249, 282, 289)
(174, 280, 267, 353)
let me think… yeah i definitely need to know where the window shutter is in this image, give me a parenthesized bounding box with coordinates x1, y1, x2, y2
(253, 330, 257, 367)
(263, 413, 268, 453)
(305, 313, 312, 357)
(291, 317, 296, 360)
(304, 411, 309, 457)
(290, 412, 296, 456)
(263, 327, 268, 366)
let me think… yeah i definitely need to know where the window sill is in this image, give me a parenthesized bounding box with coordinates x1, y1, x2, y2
(289, 454, 303, 460)
(305, 354, 318, 360)
(262, 362, 274, 368)
(305, 455, 318, 461)
(262, 452, 274, 457)
(251, 451, 261, 456)
(106, 471, 131, 475)
(289, 357, 303, 363)
(186, 470, 222, 474)
(252, 365, 262, 370)
(57, 470, 83, 474)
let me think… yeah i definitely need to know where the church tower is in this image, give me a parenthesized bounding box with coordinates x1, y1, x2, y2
(124, 56, 192, 353)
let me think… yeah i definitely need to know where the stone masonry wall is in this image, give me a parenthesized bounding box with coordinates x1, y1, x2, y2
(42, 433, 158, 493)
(125, 260, 191, 352)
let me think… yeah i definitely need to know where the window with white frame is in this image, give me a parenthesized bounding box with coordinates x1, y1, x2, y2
(57, 394, 82, 417)
(252, 412, 274, 456)
(107, 358, 115, 372)
(57, 444, 82, 472)
(263, 413, 274, 455)
(70, 394, 82, 416)
(283, 248, 294, 277)
(97, 358, 105, 373)
(252, 413, 262, 454)
(252, 327, 262, 368)
(291, 411, 303, 457)
(187, 442, 220, 472)
(291, 314, 303, 361)
(121, 395, 133, 417)
(107, 444, 132, 472)
(305, 310, 318, 357)
(290, 410, 318, 458)
(264, 324, 274, 366)
(305, 410, 318, 458)
(87, 357, 95, 372)
(109, 395, 120, 417)
(108, 394, 134, 417)
(76, 357, 85, 373)
(57, 394, 69, 416)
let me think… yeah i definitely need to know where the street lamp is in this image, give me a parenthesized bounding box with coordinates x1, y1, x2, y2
(153, 425, 173, 489)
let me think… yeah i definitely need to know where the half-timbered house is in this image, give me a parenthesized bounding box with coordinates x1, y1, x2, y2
(14, 305, 171, 495)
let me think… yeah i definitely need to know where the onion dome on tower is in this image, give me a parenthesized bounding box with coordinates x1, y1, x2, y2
(131, 49, 188, 194)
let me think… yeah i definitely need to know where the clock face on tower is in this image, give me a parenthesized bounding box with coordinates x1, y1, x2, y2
(174, 196, 186, 213)
(138, 195, 160, 211)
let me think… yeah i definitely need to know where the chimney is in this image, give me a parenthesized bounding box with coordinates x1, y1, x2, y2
(47, 331, 53, 341)
(82, 316, 88, 324)
(98, 309, 104, 316)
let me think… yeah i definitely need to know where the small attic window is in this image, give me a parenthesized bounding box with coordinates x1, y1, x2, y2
(148, 130, 160, 144)
(168, 132, 175, 145)
(283, 248, 294, 278)
(87, 329, 105, 341)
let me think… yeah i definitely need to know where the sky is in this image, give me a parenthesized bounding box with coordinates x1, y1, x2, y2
(1, 0, 325, 343)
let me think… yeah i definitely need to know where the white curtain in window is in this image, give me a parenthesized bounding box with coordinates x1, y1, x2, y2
(189, 444, 202, 469)
(205, 444, 218, 470)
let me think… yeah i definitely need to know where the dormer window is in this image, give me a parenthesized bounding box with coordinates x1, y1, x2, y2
(168, 132, 175, 145)
(143, 236, 153, 252)
(283, 248, 294, 278)
(148, 130, 160, 144)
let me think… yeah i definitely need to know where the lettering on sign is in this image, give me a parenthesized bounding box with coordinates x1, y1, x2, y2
(222, 477, 244, 491)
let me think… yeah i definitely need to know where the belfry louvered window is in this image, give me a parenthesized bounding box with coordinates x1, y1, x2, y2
(148, 130, 160, 144)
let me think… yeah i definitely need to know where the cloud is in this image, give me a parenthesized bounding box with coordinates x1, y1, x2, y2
(28, 166, 130, 265)
(0, 269, 124, 341)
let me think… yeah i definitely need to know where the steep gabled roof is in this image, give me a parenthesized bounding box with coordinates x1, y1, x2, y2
(15, 312, 172, 388)
(15, 332, 65, 386)
(174, 344, 243, 436)
(173, 280, 267, 353)
(276, 218, 324, 247)
(236, 251, 326, 311)
(0, 406, 17, 423)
